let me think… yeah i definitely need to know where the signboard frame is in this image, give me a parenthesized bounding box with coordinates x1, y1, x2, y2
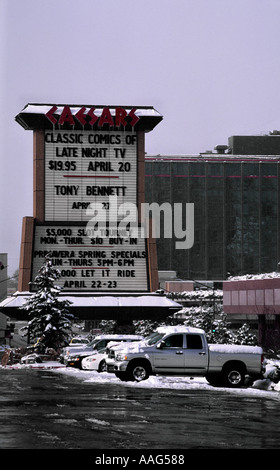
(17, 104, 161, 294)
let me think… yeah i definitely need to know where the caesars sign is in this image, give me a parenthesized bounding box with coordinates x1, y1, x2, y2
(16, 104, 162, 293)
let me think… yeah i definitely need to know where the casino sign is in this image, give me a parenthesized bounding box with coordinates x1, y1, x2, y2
(0, 104, 183, 320)
(15, 103, 163, 293)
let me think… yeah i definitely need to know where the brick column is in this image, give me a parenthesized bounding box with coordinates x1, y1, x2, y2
(33, 130, 45, 222)
(137, 131, 145, 219)
(18, 217, 34, 291)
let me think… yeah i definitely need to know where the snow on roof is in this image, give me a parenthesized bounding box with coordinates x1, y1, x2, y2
(93, 334, 144, 340)
(167, 289, 223, 299)
(156, 325, 205, 335)
(20, 103, 162, 118)
(227, 272, 280, 281)
(0, 292, 181, 309)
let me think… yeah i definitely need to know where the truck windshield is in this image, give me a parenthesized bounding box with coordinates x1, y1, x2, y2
(146, 332, 165, 345)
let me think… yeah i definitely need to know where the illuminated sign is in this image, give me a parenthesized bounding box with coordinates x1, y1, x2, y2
(32, 224, 148, 291)
(45, 130, 137, 221)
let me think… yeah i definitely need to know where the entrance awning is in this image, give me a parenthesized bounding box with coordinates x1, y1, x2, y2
(0, 291, 182, 321)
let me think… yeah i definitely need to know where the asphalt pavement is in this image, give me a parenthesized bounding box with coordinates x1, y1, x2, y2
(0, 368, 280, 450)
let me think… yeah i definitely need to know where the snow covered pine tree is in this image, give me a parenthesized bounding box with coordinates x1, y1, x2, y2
(21, 254, 74, 352)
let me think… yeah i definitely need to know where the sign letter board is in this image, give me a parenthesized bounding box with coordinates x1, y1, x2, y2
(45, 130, 137, 221)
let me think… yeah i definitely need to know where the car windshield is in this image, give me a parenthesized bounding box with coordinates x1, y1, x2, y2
(87, 338, 101, 348)
(145, 332, 165, 345)
(97, 347, 107, 354)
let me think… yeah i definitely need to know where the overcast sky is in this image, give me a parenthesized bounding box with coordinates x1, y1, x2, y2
(1, 0, 280, 275)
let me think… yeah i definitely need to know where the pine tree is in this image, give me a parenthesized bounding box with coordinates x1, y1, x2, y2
(21, 254, 74, 351)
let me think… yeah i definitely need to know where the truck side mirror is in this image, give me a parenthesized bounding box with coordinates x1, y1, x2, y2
(157, 341, 165, 349)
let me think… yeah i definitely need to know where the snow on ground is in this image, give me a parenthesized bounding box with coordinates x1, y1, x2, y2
(1, 359, 280, 400)
(52, 362, 280, 400)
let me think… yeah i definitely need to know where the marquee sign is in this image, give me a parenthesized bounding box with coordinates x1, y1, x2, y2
(16, 104, 162, 294)
(32, 224, 148, 292)
(45, 130, 137, 221)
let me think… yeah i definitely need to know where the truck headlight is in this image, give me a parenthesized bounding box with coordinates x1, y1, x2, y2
(116, 353, 128, 361)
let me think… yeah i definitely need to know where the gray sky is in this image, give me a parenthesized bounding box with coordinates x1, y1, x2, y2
(1, 0, 280, 275)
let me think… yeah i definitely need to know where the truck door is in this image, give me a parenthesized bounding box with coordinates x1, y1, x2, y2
(184, 334, 208, 374)
(153, 334, 185, 374)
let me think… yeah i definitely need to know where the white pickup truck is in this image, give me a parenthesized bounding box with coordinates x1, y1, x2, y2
(108, 326, 265, 387)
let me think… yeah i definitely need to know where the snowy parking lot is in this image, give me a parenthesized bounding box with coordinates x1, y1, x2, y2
(54, 362, 280, 398)
(2, 365, 280, 449)
(2, 357, 280, 399)
(1, 347, 280, 449)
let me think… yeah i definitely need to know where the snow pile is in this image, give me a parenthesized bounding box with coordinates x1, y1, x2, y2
(209, 344, 263, 355)
(0, 361, 65, 370)
(52, 362, 280, 397)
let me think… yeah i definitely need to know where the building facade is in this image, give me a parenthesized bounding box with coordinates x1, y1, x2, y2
(145, 137, 280, 281)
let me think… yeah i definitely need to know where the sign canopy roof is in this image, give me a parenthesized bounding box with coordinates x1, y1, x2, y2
(15, 103, 163, 132)
(0, 292, 181, 321)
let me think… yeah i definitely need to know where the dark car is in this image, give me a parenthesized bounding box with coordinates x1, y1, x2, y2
(64, 334, 144, 369)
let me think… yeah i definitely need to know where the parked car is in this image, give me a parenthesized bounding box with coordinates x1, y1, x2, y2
(81, 348, 108, 372)
(64, 334, 144, 369)
(109, 326, 265, 387)
(60, 336, 101, 363)
(69, 336, 90, 346)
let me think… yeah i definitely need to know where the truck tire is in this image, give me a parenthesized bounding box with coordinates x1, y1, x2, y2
(205, 373, 223, 387)
(126, 360, 151, 382)
(114, 371, 130, 381)
(222, 363, 246, 388)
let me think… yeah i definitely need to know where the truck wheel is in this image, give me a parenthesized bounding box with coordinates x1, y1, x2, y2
(114, 371, 130, 381)
(127, 361, 151, 382)
(222, 364, 245, 387)
(205, 373, 222, 387)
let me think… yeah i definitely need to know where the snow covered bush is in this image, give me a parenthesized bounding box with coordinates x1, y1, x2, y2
(99, 319, 175, 336)
(133, 319, 169, 336)
(21, 254, 74, 351)
(98, 320, 117, 333)
(177, 300, 257, 345)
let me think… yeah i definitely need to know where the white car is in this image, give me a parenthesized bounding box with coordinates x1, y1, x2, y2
(81, 337, 144, 372)
(81, 348, 108, 372)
